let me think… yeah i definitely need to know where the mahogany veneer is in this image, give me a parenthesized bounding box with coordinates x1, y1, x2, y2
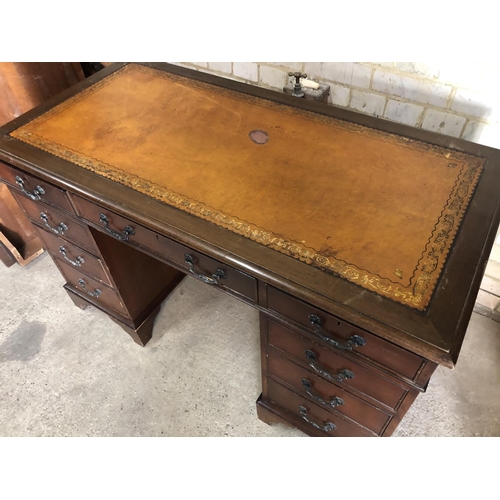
(1, 62, 499, 436)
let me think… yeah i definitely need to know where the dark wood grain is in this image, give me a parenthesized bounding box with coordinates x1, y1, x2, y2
(1, 62, 499, 437)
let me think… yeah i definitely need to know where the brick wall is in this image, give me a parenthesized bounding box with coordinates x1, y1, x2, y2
(171, 62, 500, 319)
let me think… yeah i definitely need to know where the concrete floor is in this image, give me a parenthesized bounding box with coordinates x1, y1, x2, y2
(0, 252, 499, 437)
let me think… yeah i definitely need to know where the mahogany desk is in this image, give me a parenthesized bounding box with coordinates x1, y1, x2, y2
(1, 62, 499, 437)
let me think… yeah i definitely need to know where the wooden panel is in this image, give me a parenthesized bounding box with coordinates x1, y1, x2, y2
(0, 160, 75, 214)
(0, 63, 84, 125)
(54, 258, 129, 318)
(73, 193, 258, 303)
(267, 285, 426, 380)
(267, 378, 375, 437)
(266, 317, 409, 411)
(34, 225, 112, 286)
(12, 194, 98, 254)
(0, 183, 43, 265)
(267, 349, 392, 434)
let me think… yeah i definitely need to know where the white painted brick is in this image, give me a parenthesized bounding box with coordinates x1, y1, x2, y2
(451, 87, 500, 120)
(372, 70, 452, 108)
(259, 66, 287, 89)
(191, 62, 208, 68)
(349, 90, 385, 117)
(497, 233, 500, 245)
(328, 83, 350, 107)
(270, 62, 303, 71)
(233, 62, 258, 82)
(489, 243, 500, 264)
(480, 275, 500, 297)
(438, 62, 500, 92)
(304, 63, 371, 89)
(475, 289, 500, 311)
(421, 109, 466, 137)
(368, 62, 395, 68)
(485, 259, 500, 280)
(394, 62, 441, 79)
(462, 120, 500, 149)
(384, 100, 424, 126)
(208, 62, 232, 73)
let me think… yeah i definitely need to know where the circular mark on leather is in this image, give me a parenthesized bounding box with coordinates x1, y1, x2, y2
(249, 130, 269, 145)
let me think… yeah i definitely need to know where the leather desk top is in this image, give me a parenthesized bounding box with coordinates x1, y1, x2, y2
(9, 63, 486, 311)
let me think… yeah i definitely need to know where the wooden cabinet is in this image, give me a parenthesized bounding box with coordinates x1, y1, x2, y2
(0, 63, 85, 267)
(1, 62, 499, 436)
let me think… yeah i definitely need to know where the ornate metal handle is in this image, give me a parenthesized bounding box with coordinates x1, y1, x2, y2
(305, 349, 354, 383)
(184, 254, 227, 285)
(40, 212, 68, 236)
(77, 278, 101, 298)
(15, 175, 45, 200)
(99, 213, 135, 241)
(59, 246, 85, 267)
(308, 314, 366, 351)
(298, 405, 336, 432)
(301, 378, 344, 408)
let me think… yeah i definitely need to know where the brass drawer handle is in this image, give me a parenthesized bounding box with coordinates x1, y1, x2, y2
(77, 278, 101, 298)
(298, 405, 336, 432)
(301, 378, 344, 408)
(15, 175, 45, 200)
(308, 313, 366, 350)
(59, 246, 85, 267)
(99, 213, 135, 241)
(184, 253, 227, 285)
(305, 349, 354, 383)
(40, 212, 68, 236)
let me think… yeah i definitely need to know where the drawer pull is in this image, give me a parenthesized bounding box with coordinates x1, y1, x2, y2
(15, 176, 45, 200)
(184, 253, 227, 285)
(305, 349, 354, 383)
(99, 213, 135, 241)
(59, 246, 85, 267)
(77, 278, 102, 298)
(298, 405, 336, 432)
(308, 313, 366, 350)
(40, 212, 68, 236)
(301, 378, 344, 408)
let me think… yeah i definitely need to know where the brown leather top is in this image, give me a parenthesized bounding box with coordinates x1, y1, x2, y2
(10, 64, 485, 310)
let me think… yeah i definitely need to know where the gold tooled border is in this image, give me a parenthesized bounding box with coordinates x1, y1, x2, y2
(10, 64, 486, 310)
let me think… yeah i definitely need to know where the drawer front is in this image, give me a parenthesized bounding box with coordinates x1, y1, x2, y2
(267, 378, 375, 437)
(266, 317, 408, 411)
(73, 194, 258, 302)
(73, 193, 165, 252)
(267, 349, 391, 434)
(34, 226, 112, 286)
(55, 259, 129, 318)
(0, 161, 75, 214)
(13, 194, 98, 254)
(156, 236, 258, 302)
(267, 286, 425, 380)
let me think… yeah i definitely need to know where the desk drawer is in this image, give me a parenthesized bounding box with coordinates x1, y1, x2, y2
(267, 349, 391, 434)
(13, 194, 98, 254)
(267, 378, 374, 437)
(267, 286, 425, 380)
(72, 194, 164, 253)
(266, 317, 409, 411)
(34, 227, 112, 286)
(55, 259, 129, 318)
(156, 237, 258, 303)
(73, 194, 258, 302)
(0, 161, 75, 214)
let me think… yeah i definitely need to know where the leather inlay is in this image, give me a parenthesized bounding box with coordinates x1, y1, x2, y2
(10, 64, 485, 310)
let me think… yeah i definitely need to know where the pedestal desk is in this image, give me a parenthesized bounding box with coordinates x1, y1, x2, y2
(1, 63, 499, 437)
